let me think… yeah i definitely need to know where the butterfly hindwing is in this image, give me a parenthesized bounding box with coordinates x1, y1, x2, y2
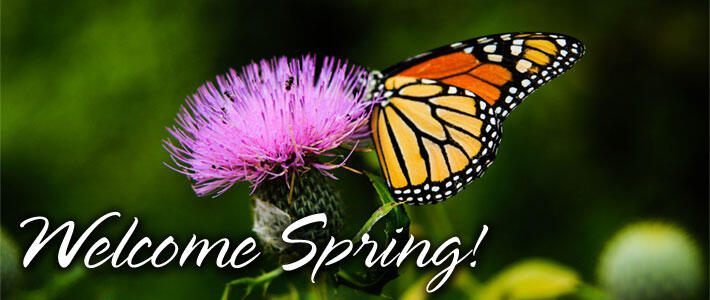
(370, 79, 502, 204)
(371, 32, 585, 204)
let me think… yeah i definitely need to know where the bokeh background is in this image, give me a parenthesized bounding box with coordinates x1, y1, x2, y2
(2, 0, 708, 299)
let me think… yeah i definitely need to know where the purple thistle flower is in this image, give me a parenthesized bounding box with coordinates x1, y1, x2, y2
(164, 56, 372, 197)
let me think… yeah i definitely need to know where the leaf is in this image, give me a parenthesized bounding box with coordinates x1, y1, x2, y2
(333, 172, 410, 295)
(476, 259, 581, 300)
(353, 201, 400, 242)
(365, 171, 410, 237)
(352, 171, 408, 241)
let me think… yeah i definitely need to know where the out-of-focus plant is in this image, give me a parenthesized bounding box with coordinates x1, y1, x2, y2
(476, 259, 581, 300)
(1, 229, 21, 296)
(598, 221, 704, 300)
(11, 267, 86, 300)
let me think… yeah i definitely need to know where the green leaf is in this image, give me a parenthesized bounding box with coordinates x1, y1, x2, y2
(366, 171, 410, 233)
(352, 171, 408, 241)
(333, 172, 410, 295)
(476, 259, 581, 300)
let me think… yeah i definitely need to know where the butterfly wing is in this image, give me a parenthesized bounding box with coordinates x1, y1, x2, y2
(371, 32, 585, 204)
(370, 80, 503, 204)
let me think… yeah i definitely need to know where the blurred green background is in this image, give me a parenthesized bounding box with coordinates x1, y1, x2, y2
(2, 0, 708, 299)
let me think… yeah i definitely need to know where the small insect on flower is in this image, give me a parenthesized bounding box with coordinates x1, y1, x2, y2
(223, 91, 235, 102)
(164, 56, 374, 197)
(284, 76, 294, 91)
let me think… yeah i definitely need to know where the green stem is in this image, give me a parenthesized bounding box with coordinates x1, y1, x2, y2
(20, 266, 86, 300)
(311, 273, 331, 300)
(332, 172, 410, 295)
(352, 201, 403, 242)
(221, 267, 284, 300)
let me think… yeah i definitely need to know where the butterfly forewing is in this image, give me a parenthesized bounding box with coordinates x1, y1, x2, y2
(371, 32, 584, 205)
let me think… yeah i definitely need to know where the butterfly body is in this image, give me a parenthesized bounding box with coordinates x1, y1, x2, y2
(368, 32, 585, 205)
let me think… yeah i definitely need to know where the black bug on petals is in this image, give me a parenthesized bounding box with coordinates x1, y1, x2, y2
(284, 76, 294, 91)
(223, 91, 235, 102)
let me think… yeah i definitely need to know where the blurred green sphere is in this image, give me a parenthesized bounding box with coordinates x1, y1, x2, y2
(598, 222, 703, 300)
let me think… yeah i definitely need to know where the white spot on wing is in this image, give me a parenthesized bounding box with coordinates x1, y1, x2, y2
(516, 59, 533, 73)
(488, 54, 503, 62)
(510, 45, 522, 56)
(477, 37, 493, 43)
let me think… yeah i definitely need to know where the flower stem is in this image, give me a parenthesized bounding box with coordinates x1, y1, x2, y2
(352, 201, 405, 242)
(311, 273, 331, 300)
(221, 267, 283, 300)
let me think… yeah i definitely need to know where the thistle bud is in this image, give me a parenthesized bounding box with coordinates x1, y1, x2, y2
(598, 221, 703, 300)
(252, 170, 343, 257)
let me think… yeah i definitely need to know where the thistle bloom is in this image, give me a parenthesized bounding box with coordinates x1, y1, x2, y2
(165, 56, 371, 196)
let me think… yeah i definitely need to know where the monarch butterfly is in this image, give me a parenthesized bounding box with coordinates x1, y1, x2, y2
(367, 32, 585, 205)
